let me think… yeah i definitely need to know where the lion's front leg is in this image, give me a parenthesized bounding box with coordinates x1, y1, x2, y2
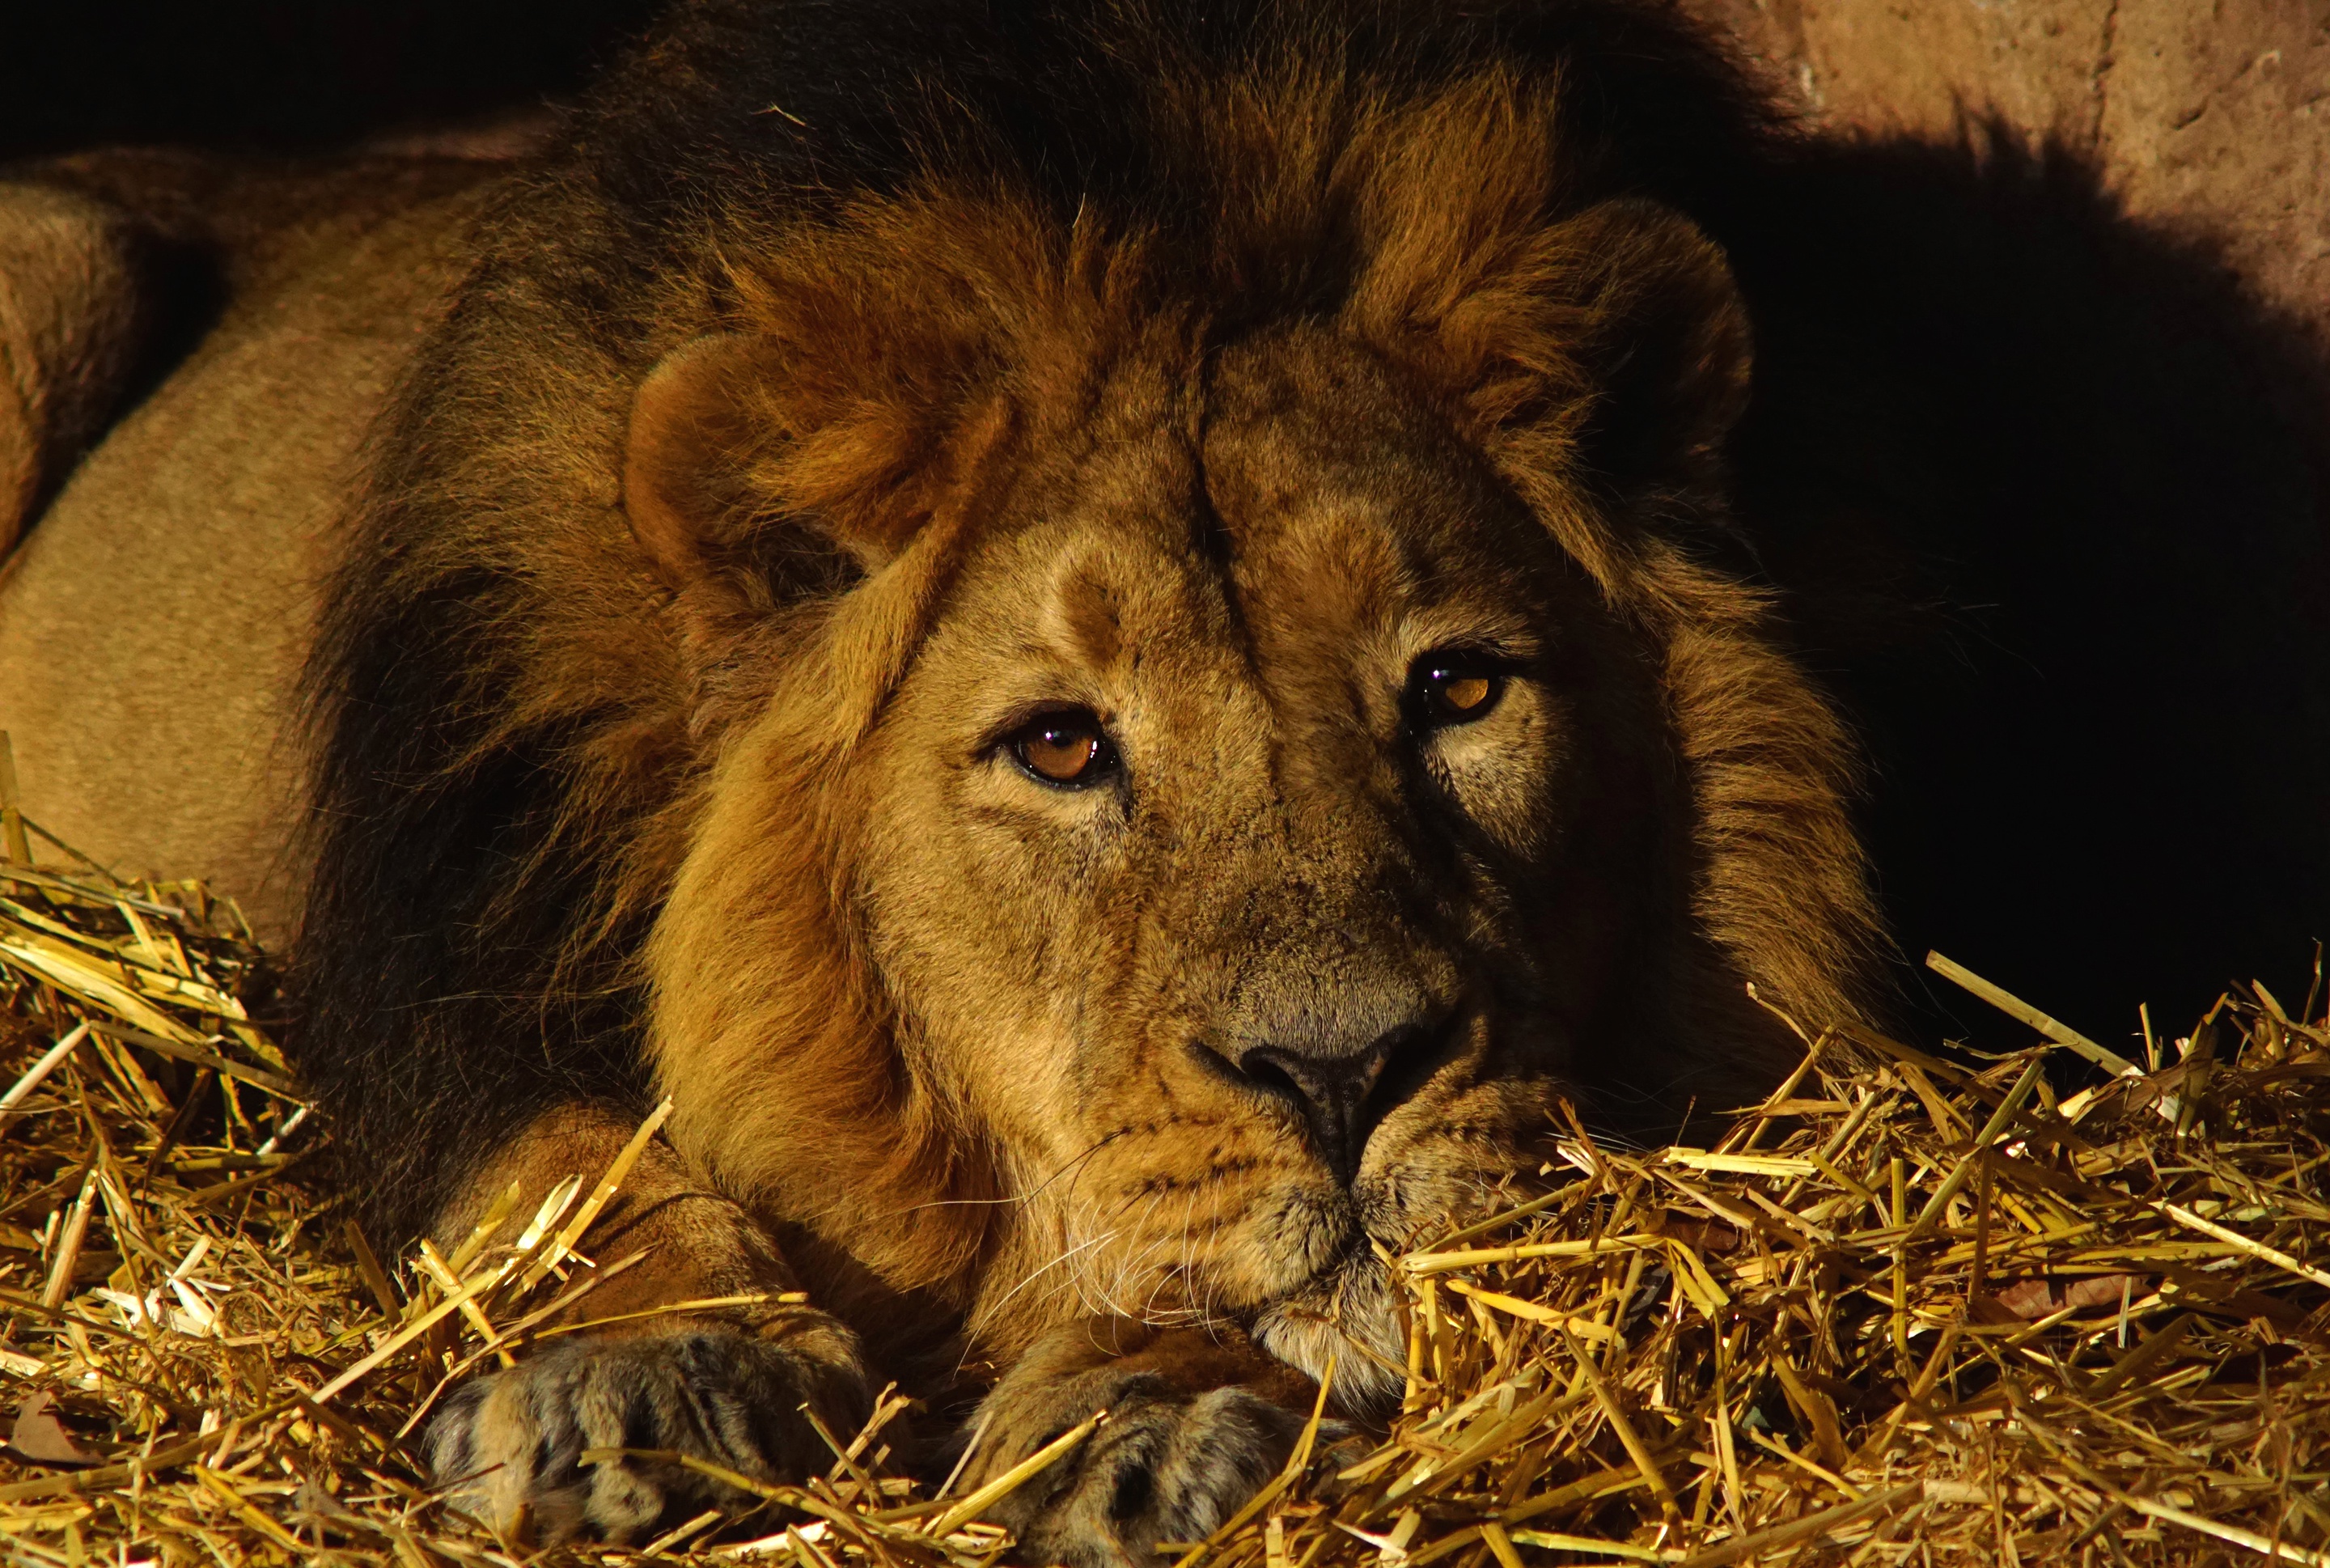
(420, 1105, 871, 1545)
(964, 1320, 1349, 1568)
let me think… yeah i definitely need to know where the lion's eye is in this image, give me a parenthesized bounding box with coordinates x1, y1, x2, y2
(1413, 656, 1506, 727)
(1007, 710, 1119, 787)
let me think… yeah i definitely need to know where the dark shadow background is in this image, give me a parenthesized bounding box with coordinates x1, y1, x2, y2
(0, 2, 658, 155)
(1723, 132, 2330, 1053)
(4, 4, 2324, 1057)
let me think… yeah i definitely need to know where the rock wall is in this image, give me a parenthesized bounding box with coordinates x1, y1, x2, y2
(1671, 0, 2330, 1040)
(1688, 0, 2330, 345)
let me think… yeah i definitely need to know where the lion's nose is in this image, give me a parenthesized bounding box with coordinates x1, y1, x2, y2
(1231, 1023, 1432, 1183)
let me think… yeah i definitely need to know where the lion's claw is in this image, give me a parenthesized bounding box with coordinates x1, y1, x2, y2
(970, 1336, 1349, 1568)
(426, 1327, 854, 1545)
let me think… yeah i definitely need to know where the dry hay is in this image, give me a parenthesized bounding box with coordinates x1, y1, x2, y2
(2, 773, 2328, 1567)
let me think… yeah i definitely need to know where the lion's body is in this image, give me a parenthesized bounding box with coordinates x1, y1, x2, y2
(0, 158, 497, 942)
(0, 2, 1894, 1555)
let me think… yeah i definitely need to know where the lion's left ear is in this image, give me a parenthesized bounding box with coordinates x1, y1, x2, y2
(1550, 197, 1752, 495)
(1355, 193, 1751, 501)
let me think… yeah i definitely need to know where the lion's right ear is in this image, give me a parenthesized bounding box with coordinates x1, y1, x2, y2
(625, 333, 773, 590)
(625, 326, 985, 598)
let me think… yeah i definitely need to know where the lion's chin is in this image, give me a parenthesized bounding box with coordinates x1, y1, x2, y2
(1247, 1249, 1407, 1418)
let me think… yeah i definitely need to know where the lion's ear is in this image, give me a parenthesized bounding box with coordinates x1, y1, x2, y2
(1362, 193, 1751, 500)
(1545, 198, 1752, 495)
(625, 333, 775, 588)
(625, 328, 972, 595)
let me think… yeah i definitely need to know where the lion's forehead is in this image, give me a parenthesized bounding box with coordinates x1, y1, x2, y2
(940, 349, 1555, 725)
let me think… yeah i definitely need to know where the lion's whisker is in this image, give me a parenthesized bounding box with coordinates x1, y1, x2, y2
(1090, 1189, 1174, 1319)
(981, 1226, 1119, 1329)
(879, 1128, 1129, 1221)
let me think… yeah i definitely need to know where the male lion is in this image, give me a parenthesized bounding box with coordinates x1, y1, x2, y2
(0, 0, 1884, 1557)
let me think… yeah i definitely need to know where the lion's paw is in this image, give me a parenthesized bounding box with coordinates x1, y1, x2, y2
(972, 1348, 1342, 1568)
(426, 1327, 857, 1545)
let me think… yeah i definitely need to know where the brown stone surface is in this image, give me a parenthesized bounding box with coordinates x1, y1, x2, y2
(1646, 0, 2330, 1036)
(1687, 0, 2330, 343)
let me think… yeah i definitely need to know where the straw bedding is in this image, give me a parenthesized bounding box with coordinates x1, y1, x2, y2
(2, 783, 2327, 1566)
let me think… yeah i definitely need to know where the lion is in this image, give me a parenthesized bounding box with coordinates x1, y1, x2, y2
(0, 0, 1885, 1558)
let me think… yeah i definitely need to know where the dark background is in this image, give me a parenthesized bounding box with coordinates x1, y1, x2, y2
(5, 1, 2324, 1056)
(0, 3, 656, 157)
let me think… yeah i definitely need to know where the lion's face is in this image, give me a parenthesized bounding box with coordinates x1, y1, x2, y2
(839, 328, 1670, 1396)
(641, 87, 1879, 1401)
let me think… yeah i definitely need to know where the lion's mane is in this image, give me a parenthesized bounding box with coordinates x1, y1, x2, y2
(293, 0, 1883, 1252)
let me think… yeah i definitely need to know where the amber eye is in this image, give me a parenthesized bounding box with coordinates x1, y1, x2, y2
(1006, 710, 1119, 787)
(1413, 655, 1506, 727)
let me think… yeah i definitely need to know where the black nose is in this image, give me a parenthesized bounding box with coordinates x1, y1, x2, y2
(1227, 1023, 1434, 1183)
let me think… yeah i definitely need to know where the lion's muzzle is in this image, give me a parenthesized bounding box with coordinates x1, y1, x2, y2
(1188, 1009, 1449, 1185)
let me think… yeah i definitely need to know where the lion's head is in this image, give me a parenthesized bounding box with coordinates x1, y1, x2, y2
(601, 72, 1883, 1407)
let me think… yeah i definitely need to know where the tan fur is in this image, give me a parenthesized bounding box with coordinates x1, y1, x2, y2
(0, 161, 498, 943)
(436, 1105, 833, 1344)
(0, 184, 148, 558)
